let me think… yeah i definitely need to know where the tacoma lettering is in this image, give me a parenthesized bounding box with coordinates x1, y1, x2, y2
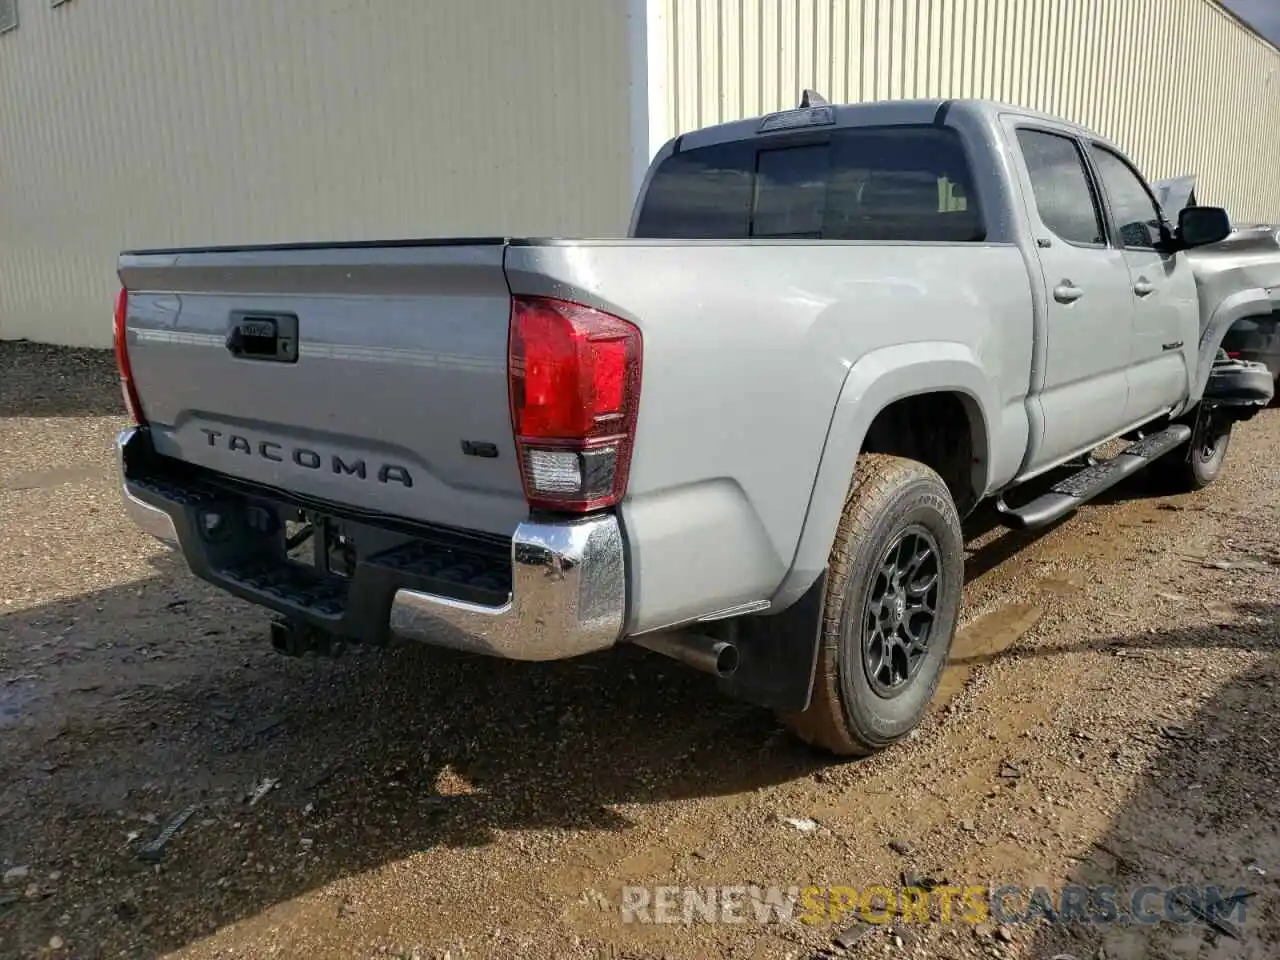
(197, 428, 412, 487)
(332, 455, 366, 479)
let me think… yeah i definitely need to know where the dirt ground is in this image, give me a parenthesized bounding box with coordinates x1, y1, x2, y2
(1, 340, 1277, 960)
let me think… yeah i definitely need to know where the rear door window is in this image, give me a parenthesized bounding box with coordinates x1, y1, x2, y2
(634, 125, 985, 242)
(1015, 129, 1106, 247)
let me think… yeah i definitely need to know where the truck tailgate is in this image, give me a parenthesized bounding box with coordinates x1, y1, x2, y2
(118, 241, 528, 537)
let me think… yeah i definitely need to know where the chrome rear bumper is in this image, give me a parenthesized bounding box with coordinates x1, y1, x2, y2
(117, 431, 180, 546)
(388, 516, 626, 659)
(115, 426, 626, 661)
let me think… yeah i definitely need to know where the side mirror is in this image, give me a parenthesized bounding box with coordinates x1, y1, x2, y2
(1176, 206, 1231, 249)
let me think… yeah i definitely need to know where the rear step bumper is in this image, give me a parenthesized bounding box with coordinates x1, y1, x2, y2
(115, 426, 627, 661)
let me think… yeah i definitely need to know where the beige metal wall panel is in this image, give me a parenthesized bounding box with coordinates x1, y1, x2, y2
(0, 0, 633, 346)
(657, 0, 1280, 223)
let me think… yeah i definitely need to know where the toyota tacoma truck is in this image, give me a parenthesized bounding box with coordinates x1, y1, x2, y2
(114, 96, 1278, 757)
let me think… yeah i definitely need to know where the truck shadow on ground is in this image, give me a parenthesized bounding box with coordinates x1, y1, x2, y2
(2, 563, 1275, 956)
(1011, 605, 1280, 959)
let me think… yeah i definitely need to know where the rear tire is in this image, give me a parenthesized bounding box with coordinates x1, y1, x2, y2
(779, 454, 964, 757)
(1153, 410, 1232, 493)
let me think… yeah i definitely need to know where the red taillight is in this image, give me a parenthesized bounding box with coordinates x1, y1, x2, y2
(113, 287, 146, 424)
(1226, 351, 1241, 359)
(508, 296, 642, 512)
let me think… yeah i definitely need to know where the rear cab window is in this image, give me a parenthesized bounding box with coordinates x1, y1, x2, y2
(634, 125, 986, 243)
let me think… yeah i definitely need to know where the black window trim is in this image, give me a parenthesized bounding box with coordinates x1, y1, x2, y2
(1013, 123, 1111, 251)
(635, 121, 990, 244)
(1084, 140, 1170, 254)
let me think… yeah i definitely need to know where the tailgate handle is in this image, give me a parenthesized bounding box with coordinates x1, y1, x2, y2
(226, 312, 299, 363)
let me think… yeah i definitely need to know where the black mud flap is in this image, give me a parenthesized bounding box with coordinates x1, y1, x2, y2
(713, 572, 827, 713)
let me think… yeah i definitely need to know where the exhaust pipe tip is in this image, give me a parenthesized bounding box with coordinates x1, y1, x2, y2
(633, 632, 740, 679)
(711, 640, 740, 678)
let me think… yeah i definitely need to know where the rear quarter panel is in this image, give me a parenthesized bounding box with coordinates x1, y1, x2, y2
(506, 240, 1034, 633)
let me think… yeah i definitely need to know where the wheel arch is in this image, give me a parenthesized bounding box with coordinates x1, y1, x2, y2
(1181, 286, 1274, 412)
(770, 343, 997, 611)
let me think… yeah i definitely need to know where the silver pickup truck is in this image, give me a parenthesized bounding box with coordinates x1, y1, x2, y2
(114, 96, 1278, 757)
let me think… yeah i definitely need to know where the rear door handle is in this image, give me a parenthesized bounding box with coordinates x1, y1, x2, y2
(1162, 340, 1184, 351)
(1053, 282, 1084, 304)
(1134, 278, 1155, 297)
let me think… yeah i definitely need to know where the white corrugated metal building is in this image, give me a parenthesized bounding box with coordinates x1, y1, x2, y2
(2, 0, 1279, 347)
